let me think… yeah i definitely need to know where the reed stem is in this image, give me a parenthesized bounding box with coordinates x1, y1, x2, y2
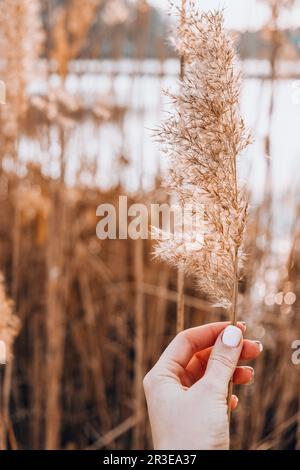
(176, 269, 185, 333)
(133, 238, 144, 448)
(176, 0, 187, 334)
(227, 247, 239, 422)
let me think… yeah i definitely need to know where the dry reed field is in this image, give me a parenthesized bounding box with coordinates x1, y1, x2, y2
(0, 0, 300, 451)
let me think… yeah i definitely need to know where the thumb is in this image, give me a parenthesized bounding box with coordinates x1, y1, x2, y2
(203, 325, 243, 395)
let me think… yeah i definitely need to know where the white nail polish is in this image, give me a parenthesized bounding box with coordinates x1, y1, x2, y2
(253, 341, 263, 352)
(222, 325, 242, 348)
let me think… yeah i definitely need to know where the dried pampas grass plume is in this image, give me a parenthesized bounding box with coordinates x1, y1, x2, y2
(155, 4, 252, 316)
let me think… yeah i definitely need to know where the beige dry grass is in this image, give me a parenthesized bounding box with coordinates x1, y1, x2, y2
(155, 6, 252, 320)
(0, 0, 299, 451)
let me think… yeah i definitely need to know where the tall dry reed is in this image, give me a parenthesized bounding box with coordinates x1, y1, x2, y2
(51, 0, 102, 78)
(155, 5, 252, 319)
(0, 0, 43, 157)
(0, 0, 298, 452)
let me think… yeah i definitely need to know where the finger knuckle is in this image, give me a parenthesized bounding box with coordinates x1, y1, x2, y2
(143, 371, 153, 392)
(176, 330, 186, 341)
(211, 352, 235, 371)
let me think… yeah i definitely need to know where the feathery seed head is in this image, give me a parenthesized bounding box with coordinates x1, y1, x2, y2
(155, 5, 252, 308)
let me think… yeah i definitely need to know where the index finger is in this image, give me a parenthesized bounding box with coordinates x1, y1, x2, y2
(157, 321, 246, 373)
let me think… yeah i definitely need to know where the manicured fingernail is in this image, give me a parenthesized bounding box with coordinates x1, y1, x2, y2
(253, 341, 263, 352)
(233, 395, 239, 406)
(239, 321, 247, 331)
(222, 325, 242, 348)
(244, 366, 254, 376)
(249, 375, 255, 384)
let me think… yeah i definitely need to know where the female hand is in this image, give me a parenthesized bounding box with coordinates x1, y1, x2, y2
(143, 322, 262, 450)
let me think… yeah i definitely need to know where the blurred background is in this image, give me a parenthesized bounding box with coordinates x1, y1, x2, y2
(0, 0, 300, 450)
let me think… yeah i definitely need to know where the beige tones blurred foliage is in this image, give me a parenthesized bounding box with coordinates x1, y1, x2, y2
(0, 0, 43, 144)
(0, 0, 299, 451)
(52, 0, 102, 78)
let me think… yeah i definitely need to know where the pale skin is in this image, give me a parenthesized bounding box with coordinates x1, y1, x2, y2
(143, 322, 262, 450)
